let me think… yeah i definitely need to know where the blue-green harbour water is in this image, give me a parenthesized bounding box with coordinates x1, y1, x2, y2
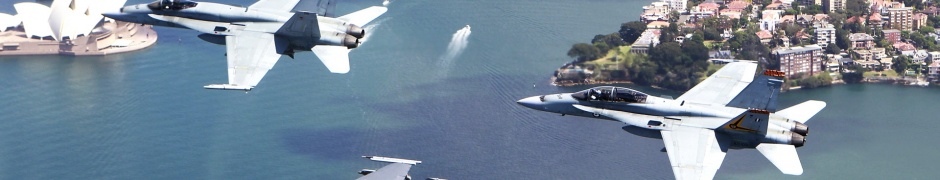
(1, 0, 939, 179)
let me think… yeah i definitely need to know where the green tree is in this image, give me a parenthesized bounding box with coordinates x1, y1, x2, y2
(619, 21, 647, 44)
(592, 33, 626, 48)
(567, 43, 601, 62)
(703, 27, 721, 40)
(918, 26, 934, 35)
(681, 35, 709, 63)
(825, 43, 841, 54)
(650, 42, 684, 67)
(728, 30, 772, 67)
(894, 55, 911, 76)
(845, 0, 870, 17)
(841, 64, 866, 83)
(835, 29, 850, 50)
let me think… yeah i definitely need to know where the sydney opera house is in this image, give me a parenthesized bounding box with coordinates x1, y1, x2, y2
(0, 0, 157, 56)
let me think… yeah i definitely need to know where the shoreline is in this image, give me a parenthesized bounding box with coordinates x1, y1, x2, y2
(553, 77, 934, 92)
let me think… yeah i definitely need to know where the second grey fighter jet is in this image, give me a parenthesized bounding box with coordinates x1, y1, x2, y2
(517, 61, 826, 179)
(103, 0, 387, 91)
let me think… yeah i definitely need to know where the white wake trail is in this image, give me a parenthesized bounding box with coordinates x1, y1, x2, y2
(357, 18, 389, 48)
(439, 25, 472, 66)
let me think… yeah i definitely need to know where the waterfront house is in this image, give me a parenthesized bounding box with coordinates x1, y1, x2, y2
(641, 2, 670, 22)
(913, 50, 928, 65)
(690, 2, 720, 21)
(757, 30, 774, 44)
(849, 33, 874, 50)
(929, 61, 940, 81)
(928, 51, 940, 63)
(880, 57, 894, 70)
(630, 29, 661, 55)
(858, 59, 881, 69)
(855, 50, 875, 61)
(893, 42, 917, 56)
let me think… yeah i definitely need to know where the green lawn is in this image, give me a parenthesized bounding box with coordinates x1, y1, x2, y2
(863, 70, 899, 78)
(582, 46, 634, 70)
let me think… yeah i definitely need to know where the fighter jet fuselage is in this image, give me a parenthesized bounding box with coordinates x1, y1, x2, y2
(517, 62, 826, 179)
(518, 86, 807, 149)
(106, 0, 365, 50)
(101, 0, 388, 91)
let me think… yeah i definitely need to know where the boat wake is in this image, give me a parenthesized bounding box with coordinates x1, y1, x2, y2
(439, 25, 472, 67)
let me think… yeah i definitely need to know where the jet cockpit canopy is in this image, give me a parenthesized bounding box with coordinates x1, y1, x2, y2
(147, 0, 198, 11)
(571, 86, 648, 103)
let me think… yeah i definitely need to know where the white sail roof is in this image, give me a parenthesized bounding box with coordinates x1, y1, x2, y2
(0, 13, 21, 32)
(14, 3, 55, 39)
(12, 0, 126, 41)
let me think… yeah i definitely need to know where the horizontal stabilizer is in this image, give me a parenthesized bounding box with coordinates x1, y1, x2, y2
(338, 6, 388, 26)
(756, 143, 803, 175)
(363, 156, 422, 165)
(775, 100, 827, 123)
(311, 45, 351, 73)
(204, 84, 253, 91)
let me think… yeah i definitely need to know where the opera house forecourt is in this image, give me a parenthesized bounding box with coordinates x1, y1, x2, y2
(0, 0, 157, 56)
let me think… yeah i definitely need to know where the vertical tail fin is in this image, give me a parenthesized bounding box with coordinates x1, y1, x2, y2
(726, 70, 785, 111)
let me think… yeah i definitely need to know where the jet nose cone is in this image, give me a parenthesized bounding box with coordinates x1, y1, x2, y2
(516, 96, 543, 109)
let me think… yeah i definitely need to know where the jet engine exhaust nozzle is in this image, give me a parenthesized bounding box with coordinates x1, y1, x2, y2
(791, 133, 805, 147)
(792, 122, 809, 136)
(343, 34, 360, 49)
(347, 25, 365, 38)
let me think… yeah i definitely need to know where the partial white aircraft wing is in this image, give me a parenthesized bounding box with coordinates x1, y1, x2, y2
(660, 126, 729, 180)
(311, 45, 351, 73)
(357, 156, 420, 180)
(676, 61, 758, 106)
(338, 6, 388, 26)
(204, 31, 285, 90)
(357, 163, 413, 180)
(249, 0, 302, 13)
(775, 100, 827, 123)
(756, 143, 804, 175)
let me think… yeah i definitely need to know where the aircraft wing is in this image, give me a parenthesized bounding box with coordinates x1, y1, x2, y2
(311, 45, 351, 73)
(292, 0, 337, 17)
(756, 143, 804, 175)
(676, 61, 758, 106)
(356, 163, 414, 180)
(249, 0, 302, 13)
(660, 126, 729, 180)
(204, 31, 286, 90)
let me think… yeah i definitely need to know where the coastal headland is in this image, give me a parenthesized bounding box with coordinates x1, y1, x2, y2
(551, 0, 940, 91)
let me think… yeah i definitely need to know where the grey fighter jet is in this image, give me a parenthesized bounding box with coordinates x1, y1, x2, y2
(103, 0, 387, 91)
(517, 61, 826, 179)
